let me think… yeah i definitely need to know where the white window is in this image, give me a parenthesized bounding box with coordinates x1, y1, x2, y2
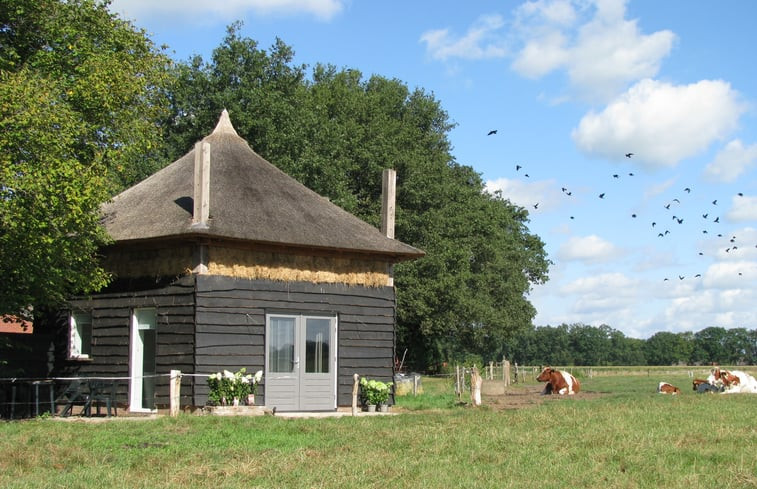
(69, 312, 92, 359)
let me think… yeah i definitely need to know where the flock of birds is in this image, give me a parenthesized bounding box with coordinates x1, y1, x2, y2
(487, 129, 755, 282)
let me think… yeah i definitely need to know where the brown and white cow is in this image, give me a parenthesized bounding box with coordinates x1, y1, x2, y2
(657, 382, 680, 395)
(537, 367, 580, 395)
(707, 368, 757, 394)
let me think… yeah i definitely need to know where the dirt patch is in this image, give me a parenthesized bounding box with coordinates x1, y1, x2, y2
(475, 384, 604, 411)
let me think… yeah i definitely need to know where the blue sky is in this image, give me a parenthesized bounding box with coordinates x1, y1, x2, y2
(109, 0, 757, 339)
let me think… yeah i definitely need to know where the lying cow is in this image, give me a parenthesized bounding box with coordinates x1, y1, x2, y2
(657, 382, 680, 395)
(537, 367, 580, 395)
(693, 378, 722, 394)
(708, 368, 757, 394)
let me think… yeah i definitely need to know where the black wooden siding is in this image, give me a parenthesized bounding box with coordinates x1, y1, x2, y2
(40, 274, 396, 411)
(52, 275, 196, 409)
(195, 275, 396, 407)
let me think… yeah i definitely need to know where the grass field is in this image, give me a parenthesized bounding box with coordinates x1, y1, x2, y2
(1, 369, 756, 489)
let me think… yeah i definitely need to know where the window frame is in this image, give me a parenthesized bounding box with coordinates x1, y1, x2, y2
(69, 311, 93, 360)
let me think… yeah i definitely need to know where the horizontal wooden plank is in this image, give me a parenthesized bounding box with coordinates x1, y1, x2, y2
(195, 333, 262, 348)
(196, 324, 264, 335)
(195, 345, 264, 356)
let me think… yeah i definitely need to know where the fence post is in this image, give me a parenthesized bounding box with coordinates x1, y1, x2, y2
(470, 366, 482, 406)
(169, 370, 181, 417)
(504, 361, 510, 387)
(413, 374, 419, 396)
(352, 373, 360, 416)
(455, 365, 460, 400)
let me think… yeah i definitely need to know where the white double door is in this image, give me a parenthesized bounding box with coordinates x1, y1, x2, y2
(265, 314, 337, 412)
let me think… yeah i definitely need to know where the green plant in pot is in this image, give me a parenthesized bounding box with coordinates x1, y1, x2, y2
(207, 368, 262, 406)
(360, 377, 392, 409)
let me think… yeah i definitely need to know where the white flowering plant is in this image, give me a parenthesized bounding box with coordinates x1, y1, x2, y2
(207, 368, 263, 406)
(360, 377, 392, 406)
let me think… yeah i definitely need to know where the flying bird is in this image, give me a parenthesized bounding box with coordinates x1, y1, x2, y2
(684, 187, 691, 193)
(631, 213, 637, 218)
(676, 218, 683, 224)
(628, 172, 634, 176)
(714, 217, 720, 223)
(516, 165, 522, 171)
(625, 153, 633, 158)
(533, 203, 539, 209)
(695, 274, 701, 278)
(679, 275, 685, 280)
(712, 199, 718, 205)
(487, 129, 497, 136)
(652, 222, 656, 227)
(738, 192, 744, 196)
(702, 213, 708, 219)
(613, 174, 619, 178)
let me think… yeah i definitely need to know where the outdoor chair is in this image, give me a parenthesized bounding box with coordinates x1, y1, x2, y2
(55, 380, 89, 417)
(84, 380, 117, 417)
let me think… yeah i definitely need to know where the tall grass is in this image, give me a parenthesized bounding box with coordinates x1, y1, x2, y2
(1, 372, 755, 489)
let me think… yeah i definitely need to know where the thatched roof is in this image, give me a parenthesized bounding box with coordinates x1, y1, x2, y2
(101, 111, 424, 261)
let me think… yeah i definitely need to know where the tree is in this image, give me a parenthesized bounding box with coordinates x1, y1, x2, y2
(0, 0, 172, 315)
(644, 332, 692, 365)
(164, 25, 551, 370)
(692, 327, 729, 364)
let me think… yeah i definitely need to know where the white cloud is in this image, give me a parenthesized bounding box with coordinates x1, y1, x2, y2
(561, 272, 640, 313)
(702, 260, 757, 288)
(661, 287, 757, 329)
(485, 177, 561, 212)
(727, 196, 757, 221)
(557, 235, 622, 263)
(109, 0, 345, 22)
(704, 140, 757, 183)
(572, 79, 746, 168)
(420, 14, 508, 61)
(511, 0, 675, 101)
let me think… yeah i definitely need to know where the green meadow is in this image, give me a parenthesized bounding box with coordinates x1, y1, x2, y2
(1, 370, 755, 489)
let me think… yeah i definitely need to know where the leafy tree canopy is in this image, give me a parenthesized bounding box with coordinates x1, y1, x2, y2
(501, 323, 756, 367)
(0, 0, 172, 314)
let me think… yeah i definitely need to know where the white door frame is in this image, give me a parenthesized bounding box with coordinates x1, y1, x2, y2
(129, 308, 157, 412)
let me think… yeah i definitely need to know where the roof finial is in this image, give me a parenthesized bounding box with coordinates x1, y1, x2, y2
(212, 109, 239, 136)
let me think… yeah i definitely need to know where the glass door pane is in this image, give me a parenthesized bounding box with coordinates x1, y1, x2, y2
(268, 317, 296, 373)
(305, 318, 330, 374)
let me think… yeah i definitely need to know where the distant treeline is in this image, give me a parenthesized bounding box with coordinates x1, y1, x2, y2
(448, 324, 757, 369)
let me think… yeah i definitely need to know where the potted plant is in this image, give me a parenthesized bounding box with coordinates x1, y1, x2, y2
(360, 377, 392, 412)
(207, 368, 263, 406)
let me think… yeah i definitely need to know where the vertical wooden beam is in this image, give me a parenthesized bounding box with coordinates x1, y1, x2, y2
(380, 169, 396, 239)
(352, 373, 360, 416)
(192, 141, 210, 227)
(169, 370, 181, 417)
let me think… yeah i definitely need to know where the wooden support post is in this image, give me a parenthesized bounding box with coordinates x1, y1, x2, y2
(413, 374, 419, 396)
(470, 367, 482, 406)
(504, 361, 511, 387)
(169, 370, 181, 417)
(455, 365, 461, 400)
(352, 373, 359, 416)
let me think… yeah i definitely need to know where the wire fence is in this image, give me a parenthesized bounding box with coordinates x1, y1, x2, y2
(0, 372, 217, 420)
